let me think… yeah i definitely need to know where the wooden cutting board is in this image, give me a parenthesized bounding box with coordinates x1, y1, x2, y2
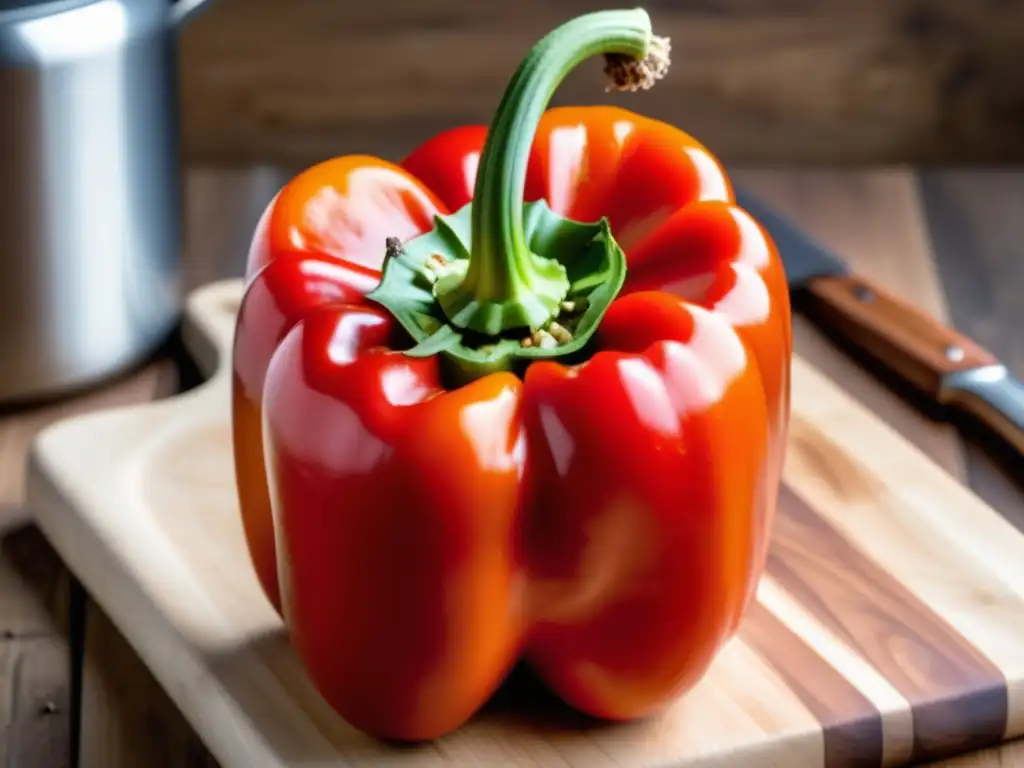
(25, 279, 1024, 767)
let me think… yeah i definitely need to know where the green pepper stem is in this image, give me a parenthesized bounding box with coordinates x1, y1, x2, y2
(433, 8, 668, 336)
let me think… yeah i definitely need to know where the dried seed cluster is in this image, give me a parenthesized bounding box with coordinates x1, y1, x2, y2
(519, 297, 589, 349)
(604, 35, 671, 93)
(423, 253, 451, 283)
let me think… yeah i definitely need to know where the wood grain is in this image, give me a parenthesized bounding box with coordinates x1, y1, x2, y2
(770, 487, 1006, 761)
(801, 274, 997, 399)
(22, 278, 1024, 767)
(177, 0, 1024, 166)
(0, 328, 180, 768)
(738, 601, 884, 768)
(78, 604, 219, 768)
(784, 358, 1024, 743)
(0, 527, 68, 640)
(0, 637, 71, 768)
(927, 742, 1024, 767)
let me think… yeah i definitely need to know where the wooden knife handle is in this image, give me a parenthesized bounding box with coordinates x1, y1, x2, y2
(802, 275, 997, 402)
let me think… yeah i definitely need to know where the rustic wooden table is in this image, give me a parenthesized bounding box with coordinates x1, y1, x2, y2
(1, 166, 1022, 767)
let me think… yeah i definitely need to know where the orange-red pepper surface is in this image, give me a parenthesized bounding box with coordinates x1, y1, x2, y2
(231, 9, 791, 743)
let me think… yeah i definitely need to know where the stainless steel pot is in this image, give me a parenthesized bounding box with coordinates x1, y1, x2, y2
(0, 0, 213, 403)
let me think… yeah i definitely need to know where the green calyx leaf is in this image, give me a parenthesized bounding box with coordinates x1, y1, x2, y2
(365, 199, 626, 380)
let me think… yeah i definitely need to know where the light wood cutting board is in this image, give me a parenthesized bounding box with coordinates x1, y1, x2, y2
(25, 279, 1024, 767)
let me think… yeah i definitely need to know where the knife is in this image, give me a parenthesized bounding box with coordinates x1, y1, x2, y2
(735, 188, 1024, 455)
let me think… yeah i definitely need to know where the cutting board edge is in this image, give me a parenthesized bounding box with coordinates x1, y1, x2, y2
(25, 436, 283, 768)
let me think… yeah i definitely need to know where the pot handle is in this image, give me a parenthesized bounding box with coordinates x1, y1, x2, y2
(170, 0, 215, 27)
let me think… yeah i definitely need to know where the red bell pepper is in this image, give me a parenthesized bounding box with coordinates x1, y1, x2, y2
(232, 8, 791, 742)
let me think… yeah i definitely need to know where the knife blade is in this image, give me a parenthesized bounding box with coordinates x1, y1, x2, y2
(735, 187, 1024, 455)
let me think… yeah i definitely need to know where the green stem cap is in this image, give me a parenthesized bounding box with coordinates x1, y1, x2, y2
(366, 9, 671, 382)
(437, 8, 668, 335)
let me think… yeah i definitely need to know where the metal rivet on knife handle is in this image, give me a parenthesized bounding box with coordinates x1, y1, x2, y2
(945, 345, 966, 363)
(853, 283, 875, 303)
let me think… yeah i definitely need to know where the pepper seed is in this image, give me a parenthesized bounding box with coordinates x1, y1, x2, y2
(549, 322, 573, 344)
(534, 330, 558, 349)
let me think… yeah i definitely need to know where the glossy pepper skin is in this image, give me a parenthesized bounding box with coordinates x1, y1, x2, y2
(232, 105, 791, 740)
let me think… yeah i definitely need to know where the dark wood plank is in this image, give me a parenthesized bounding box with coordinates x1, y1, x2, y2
(0, 341, 181, 768)
(0, 527, 68, 640)
(927, 740, 1024, 766)
(919, 169, 1024, 531)
(739, 601, 884, 768)
(0, 637, 71, 768)
(78, 605, 219, 768)
(178, 0, 1024, 167)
